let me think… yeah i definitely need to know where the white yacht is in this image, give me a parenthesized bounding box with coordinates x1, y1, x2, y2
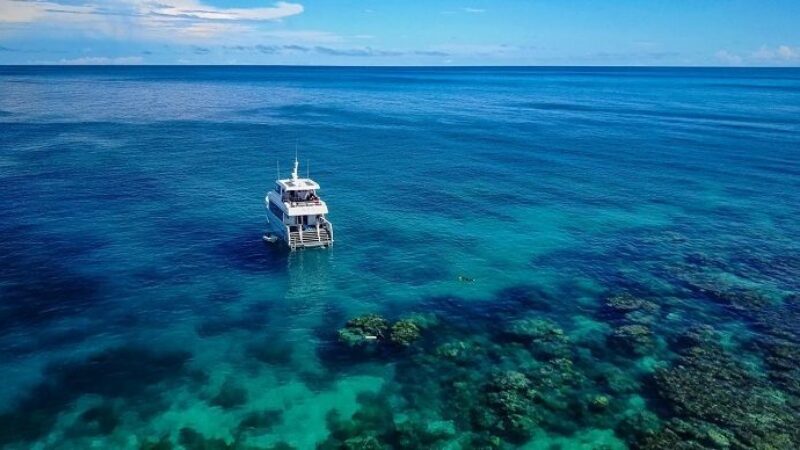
(264, 158, 334, 250)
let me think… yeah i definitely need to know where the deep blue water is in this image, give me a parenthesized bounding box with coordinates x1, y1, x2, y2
(1, 66, 799, 450)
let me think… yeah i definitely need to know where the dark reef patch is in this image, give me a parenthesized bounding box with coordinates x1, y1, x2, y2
(209, 379, 248, 409)
(197, 314, 266, 338)
(246, 337, 295, 366)
(0, 265, 102, 328)
(0, 225, 109, 335)
(745, 294, 800, 400)
(726, 249, 800, 288)
(601, 292, 661, 325)
(2, 321, 98, 356)
(608, 324, 656, 356)
(131, 263, 197, 286)
(676, 273, 775, 314)
(317, 392, 401, 450)
(196, 294, 273, 338)
(179, 427, 236, 450)
(215, 232, 290, 273)
(69, 403, 121, 437)
(0, 346, 197, 446)
(640, 327, 800, 449)
(139, 436, 174, 450)
(236, 409, 284, 435)
(207, 285, 244, 305)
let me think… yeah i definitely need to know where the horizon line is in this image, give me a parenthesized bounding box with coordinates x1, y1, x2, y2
(2, 64, 799, 69)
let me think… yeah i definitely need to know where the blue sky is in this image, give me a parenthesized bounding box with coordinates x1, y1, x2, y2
(1, 0, 799, 65)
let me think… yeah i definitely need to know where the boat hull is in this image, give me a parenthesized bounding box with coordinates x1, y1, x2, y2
(264, 199, 333, 250)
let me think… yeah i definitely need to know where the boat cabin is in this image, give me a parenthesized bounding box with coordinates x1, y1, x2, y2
(264, 159, 334, 250)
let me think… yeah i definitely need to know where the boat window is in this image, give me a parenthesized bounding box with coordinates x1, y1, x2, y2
(268, 202, 284, 220)
(275, 183, 282, 193)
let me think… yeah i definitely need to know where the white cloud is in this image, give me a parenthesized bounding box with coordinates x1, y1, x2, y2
(752, 44, 800, 62)
(56, 55, 144, 65)
(0, 0, 49, 23)
(777, 45, 798, 59)
(441, 7, 485, 15)
(0, 0, 303, 23)
(433, 43, 516, 56)
(0, 0, 305, 40)
(147, 0, 303, 21)
(716, 45, 800, 66)
(259, 30, 342, 43)
(715, 50, 743, 65)
(172, 22, 249, 39)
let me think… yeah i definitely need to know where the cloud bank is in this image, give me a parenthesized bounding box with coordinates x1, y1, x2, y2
(0, 0, 304, 39)
(716, 45, 800, 66)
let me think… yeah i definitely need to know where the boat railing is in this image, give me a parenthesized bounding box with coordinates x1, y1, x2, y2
(284, 198, 323, 207)
(287, 220, 333, 250)
(319, 217, 334, 242)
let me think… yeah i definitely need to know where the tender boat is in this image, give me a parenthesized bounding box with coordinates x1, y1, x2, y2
(264, 158, 334, 250)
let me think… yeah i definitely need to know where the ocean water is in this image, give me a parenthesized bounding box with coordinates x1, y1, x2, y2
(0, 66, 799, 450)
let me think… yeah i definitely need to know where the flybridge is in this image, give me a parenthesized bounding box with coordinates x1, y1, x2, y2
(277, 178, 320, 190)
(263, 158, 334, 250)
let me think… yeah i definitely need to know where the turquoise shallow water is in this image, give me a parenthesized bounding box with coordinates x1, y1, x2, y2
(0, 66, 799, 449)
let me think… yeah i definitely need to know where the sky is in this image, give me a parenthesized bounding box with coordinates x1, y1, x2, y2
(1, 0, 799, 66)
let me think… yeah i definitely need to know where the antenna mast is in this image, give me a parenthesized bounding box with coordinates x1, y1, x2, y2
(291, 155, 299, 180)
(291, 140, 300, 181)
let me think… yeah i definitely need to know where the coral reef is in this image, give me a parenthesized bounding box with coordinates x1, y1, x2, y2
(504, 317, 571, 358)
(673, 271, 774, 313)
(589, 394, 610, 412)
(433, 340, 481, 364)
(608, 324, 655, 356)
(746, 294, 800, 401)
(603, 293, 661, 325)
(338, 314, 431, 349)
(606, 293, 648, 314)
(400, 312, 439, 329)
(615, 409, 661, 444)
(337, 314, 389, 347)
(389, 319, 421, 346)
(639, 330, 800, 449)
(476, 371, 541, 441)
